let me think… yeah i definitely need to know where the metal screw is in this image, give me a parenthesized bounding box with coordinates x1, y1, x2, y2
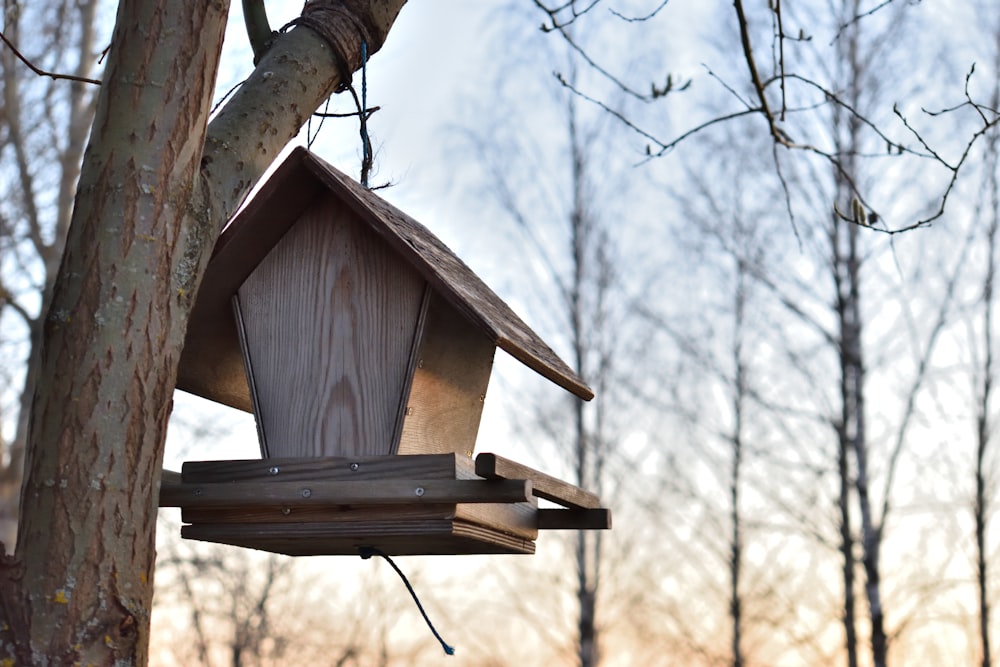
(268, 466, 280, 476)
(281, 507, 291, 515)
(414, 487, 425, 497)
(349, 463, 360, 472)
(194, 487, 203, 496)
(405, 407, 414, 416)
(301, 488, 312, 499)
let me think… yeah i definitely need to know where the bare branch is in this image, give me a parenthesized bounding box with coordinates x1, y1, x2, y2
(0, 31, 101, 86)
(609, 0, 670, 23)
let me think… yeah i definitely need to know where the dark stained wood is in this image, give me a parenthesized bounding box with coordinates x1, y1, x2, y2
(475, 453, 602, 509)
(536, 508, 612, 530)
(178, 501, 540, 540)
(159, 478, 532, 507)
(397, 292, 495, 456)
(162, 453, 610, 556)
(179, 453, 478, 483)
(181, 518, 536, 556)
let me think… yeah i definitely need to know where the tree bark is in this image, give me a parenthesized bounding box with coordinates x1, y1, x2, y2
(0, 0, 407, 662)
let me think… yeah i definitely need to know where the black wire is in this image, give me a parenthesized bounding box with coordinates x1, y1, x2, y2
(359, 546, 456, 655)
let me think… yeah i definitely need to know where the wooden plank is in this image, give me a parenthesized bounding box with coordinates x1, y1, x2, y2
(237, 197, 426, 458)
(180, 518, 536, 556)
(475, 453, 601, 509)
(181, 500, 540, 541)
(397, 292, 495, 457)
(180, 453, 477, 484)
(159, 478, 531, 508)
(536, 508, 612, 530)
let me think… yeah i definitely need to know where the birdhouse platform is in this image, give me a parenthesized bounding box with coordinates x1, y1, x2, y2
(159, 453, 611, 556)
(164, 147, 610, 556)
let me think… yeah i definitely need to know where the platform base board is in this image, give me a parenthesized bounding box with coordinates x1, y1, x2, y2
(181, 518, 536, 556)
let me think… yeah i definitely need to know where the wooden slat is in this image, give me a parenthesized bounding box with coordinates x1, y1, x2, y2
(180, 500, 540, 540)
(536, 508, 612, 530)
(237, 199, 426, 458)
(159, 478, 531, 508)
(397, 292, 495, 457)
(475, 453, 600, 509)
(180, 518, 536, 556)
(180, 453, 476, 484)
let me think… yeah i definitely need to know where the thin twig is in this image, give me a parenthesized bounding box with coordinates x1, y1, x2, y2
(0, 31, 101, 85)
(609, 0, 669, 22)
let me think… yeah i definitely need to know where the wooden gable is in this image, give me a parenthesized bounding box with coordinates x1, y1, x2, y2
(176, 147, 592, 459)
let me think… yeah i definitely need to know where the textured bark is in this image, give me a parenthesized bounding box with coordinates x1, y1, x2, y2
(0, 0, 100, 550)
(0, 0, 407, 663)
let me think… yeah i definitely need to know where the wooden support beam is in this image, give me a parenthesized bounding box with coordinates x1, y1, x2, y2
(536, 508, 612, 530)
(475, 453, 600, 509)
(159, 478, 531, 508)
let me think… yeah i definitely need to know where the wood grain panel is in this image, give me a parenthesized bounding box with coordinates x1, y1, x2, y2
(397, 292, 495, 456)
(236, 196, 425, 458)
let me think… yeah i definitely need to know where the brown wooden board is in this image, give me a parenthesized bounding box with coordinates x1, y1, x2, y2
(179, 453, 477, 484)
(536, 508, 612, 530)
(179, 501, 540, 540)
(160, 479, 532, 508)
(236, 198, 427, 458)
(180, 518, 536, 556)
(475, 453, 601, 509)
(397, 292, 495, 457)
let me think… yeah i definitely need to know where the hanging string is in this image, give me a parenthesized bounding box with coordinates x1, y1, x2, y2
(281, 8, 375, 186)
(358, 39, 373, 188)
(308, 95, 333, 148)
(359, 546, 456, 656)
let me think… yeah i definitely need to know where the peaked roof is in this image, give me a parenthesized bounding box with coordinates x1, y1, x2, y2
(176, 147, 593, 411)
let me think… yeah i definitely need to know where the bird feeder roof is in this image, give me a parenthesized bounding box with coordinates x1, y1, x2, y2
(176, 147, 593, 411)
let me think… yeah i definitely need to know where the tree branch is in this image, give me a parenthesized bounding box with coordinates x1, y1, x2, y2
(242, 0, 276, 65)
(0, 31, 101, 85)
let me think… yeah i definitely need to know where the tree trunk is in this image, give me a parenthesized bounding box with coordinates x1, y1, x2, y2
(0, 0, 406, 662)
(729, 264, 747, 667)
(975, 67, 1000, 667)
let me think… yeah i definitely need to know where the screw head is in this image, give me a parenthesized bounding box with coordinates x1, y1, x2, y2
(194, 487, 203, 496)
(414, 487, 425, 497)
(268, 466, 280, 476)
(349, 463, 360, 472)
(301, 488, 312, 499)
(281, 507, 291, 515)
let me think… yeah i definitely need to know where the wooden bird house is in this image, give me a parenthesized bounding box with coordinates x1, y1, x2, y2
(161, 147, 610, 556)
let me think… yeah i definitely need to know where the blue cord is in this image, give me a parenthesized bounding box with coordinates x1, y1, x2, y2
(360, 546, 456, 656)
